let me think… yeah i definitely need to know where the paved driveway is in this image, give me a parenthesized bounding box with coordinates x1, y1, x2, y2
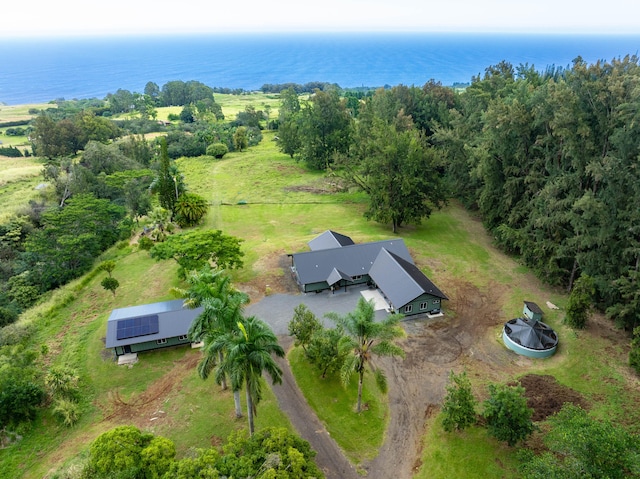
(245, 285, 389, 335)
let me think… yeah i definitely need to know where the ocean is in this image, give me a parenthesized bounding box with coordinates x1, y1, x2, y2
(1, 33, 639, 105)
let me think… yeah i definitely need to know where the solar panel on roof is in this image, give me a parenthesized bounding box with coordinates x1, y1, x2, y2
(116, 315, 159, 340)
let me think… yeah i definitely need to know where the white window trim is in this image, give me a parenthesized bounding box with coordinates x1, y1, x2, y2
(420, 302, 428, 310)
(156, 338, 167, 345)
(404, 304, 413, 313)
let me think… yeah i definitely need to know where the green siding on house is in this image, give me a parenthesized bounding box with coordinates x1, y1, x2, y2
(399, 294, 443, 316)
(114, 335, 191, 356)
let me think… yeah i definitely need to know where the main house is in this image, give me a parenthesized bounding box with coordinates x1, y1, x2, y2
(105, 299, 203, 359)
(289, 231, 448, 316)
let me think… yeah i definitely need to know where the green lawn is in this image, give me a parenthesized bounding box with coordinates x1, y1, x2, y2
(288, 347, 388, 465)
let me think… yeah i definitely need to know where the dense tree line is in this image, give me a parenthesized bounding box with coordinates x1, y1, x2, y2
(435, 55, 640, 331)
(260, 81, 339, 94)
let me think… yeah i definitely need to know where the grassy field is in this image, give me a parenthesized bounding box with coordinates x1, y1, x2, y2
(0, 156, 45, 222)
(0, 110, 638, 478)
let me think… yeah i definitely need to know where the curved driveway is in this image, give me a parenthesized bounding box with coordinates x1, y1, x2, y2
(246, 285, 385, 479)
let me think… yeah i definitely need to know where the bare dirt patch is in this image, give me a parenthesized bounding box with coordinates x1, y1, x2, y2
(239, 252, 299, 303)
(516, 374, 589, 422)
(100, 352, 199, 429)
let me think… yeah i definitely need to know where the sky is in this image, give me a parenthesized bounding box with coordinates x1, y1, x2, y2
(2, 0, 640, 38)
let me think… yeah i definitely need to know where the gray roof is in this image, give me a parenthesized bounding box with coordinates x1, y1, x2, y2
(292, 239, 412, 285)
(369, 249, 448, 308)
(524, 301, 543, 315)
(327, 267, 353, 286)
(105, 299, 202, 349)
(308, 230, 355, 251)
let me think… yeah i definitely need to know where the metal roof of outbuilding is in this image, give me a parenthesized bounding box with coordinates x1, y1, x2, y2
(308, 230, 355, 251)
(292, 239, 412, 285)
(105, 299, 203, 349)
(369, 249, 448, 308)
(524, 301, 544, 315)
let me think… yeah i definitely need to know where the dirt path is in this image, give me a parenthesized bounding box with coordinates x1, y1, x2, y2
(271, 336, 360, 479)
(359, 280, 511, 478)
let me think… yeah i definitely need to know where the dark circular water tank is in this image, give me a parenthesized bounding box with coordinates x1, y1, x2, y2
(503, 317, 558, 357)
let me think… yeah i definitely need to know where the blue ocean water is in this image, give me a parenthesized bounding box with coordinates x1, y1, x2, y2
(1, 33, 639, 105)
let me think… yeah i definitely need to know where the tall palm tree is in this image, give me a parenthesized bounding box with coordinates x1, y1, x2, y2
(174, 266, 249, 418)
(326, 297, 405, 413)
(210, 316, 284, 436)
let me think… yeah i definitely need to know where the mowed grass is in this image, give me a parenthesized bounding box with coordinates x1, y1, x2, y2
(417, 417, 520, 479)
(288, 347, 388, 465)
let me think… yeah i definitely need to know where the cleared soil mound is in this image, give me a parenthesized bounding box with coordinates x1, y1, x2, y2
(516, 374, 589, 422)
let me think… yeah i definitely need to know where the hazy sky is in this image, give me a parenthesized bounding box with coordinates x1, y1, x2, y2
(3, 0, 640, 37)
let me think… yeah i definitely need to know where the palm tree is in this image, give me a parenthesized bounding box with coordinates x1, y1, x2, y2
(211, 316, 284, 436)
(326, 297, 405, 413)
(175, 266, 249, 418)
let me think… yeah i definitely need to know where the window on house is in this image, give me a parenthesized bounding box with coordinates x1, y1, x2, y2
(178, 335, 188, 341)
(353, 275, 362, 281)
(434, 299, 440, 304)
(420, 302, 428, 310)
(404, 304, 413, 313)
(156, 338, 167, 345)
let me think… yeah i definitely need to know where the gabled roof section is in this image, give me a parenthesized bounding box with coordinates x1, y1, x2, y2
(308, 230, 355, 251)
(327, 267, 353, 286)
(105, 299, 202, 349)
(292, 239, 412, 285)
(369, 249, 448, 308)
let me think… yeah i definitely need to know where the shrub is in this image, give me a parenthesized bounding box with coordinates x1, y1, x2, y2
(138, 236, 154, 250)
(0, 146, 23, 157)
(100, 277, 119, 297)
(173, 193, 209, 227)
(482, 383, 534, 446)
(206, 142, 229, 159)
(87, 426, 175, 479)
(45, 366, 80, 400)
(0, 306, 19, 328)
(5, 127, 26, 136)
(441, 370, 477, 432)
(520, 404, 640, 479)
(564, 274, 595, 329)
(52, 398, 81, 427)
(0, 322, 34, 346)
(0, 372, 45, 426)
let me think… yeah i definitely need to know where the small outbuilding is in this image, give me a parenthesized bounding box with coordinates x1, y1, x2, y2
(105, 299, 202, 358)
(523, 301, 543, 321)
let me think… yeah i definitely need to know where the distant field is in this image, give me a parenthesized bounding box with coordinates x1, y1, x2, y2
(0, 156, 44, 222)
(0, 102, 52, 122)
